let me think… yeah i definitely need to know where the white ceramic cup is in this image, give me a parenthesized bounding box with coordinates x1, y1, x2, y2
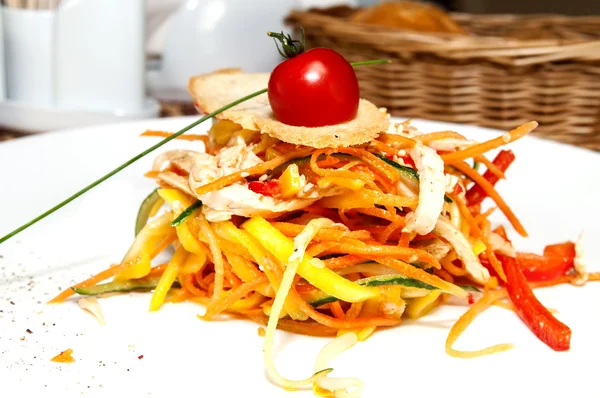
(0, 7, 6, 100)
(4, 8, 55, 105)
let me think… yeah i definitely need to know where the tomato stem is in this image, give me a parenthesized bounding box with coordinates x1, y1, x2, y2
(267, 27, 305, 58)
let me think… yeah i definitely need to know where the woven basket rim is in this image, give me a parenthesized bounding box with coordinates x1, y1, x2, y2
(287, 7, 600, 64)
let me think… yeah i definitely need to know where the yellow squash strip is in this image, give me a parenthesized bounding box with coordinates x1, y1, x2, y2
(279, 164, 303, 198)
(446, 288, 513, 358)
(179, 252, 207, 275)
(213, 221, 306, 320)
(157, 189, 209, 255)
(243, 216, 378, 303)
(224, 251, 262, 283)
(115, 212, 174, 281)
(318, 189, 418, 210)
(149, 245, 188, 311)
(405, 291, 442, 319)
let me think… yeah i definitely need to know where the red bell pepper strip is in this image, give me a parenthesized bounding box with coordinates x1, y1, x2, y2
(499, 248, 572, 351)
(517, 249, 574, 282)
(466, 150, 515, 206)
(248, 181, 280, 197)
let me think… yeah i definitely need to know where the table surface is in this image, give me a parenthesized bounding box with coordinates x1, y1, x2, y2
(0, 101, 198, 142)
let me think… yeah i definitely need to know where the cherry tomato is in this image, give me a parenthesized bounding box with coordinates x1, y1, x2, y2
(268, 48, 360, 127)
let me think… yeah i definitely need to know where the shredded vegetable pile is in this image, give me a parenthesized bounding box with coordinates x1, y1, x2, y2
(52, 119, 598, 397)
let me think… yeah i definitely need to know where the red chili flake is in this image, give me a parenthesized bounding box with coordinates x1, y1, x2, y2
(138, 355, 144, 360)
(467, 293, 475, 305)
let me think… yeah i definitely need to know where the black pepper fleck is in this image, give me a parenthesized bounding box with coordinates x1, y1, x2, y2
(26, 329, 32, 334)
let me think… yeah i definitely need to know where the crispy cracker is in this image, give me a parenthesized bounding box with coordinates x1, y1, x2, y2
(188, 69, 389, 148)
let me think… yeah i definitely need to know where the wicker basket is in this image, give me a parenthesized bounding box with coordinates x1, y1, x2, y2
(286, 7, 600, 151)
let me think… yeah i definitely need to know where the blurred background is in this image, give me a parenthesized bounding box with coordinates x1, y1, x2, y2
(0, 0, 599, 149)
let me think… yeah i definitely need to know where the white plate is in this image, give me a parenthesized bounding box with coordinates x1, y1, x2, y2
(0, 117, 599, 398)
(0, 98, 161, 134)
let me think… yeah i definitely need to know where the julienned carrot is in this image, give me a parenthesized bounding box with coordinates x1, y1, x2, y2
(203, 276, 267, 319)
(323, 255, 366, 270)
(441, 122, 537, 163)
(144, 171, 161, 179)
(475, 155, 505, 180)
(373, 257, 467, 298)
(419, 130, 466, 144)
(378, 133, 417, 148)
(329, 147, 399, 184)
(49, 263, 125, 303)
(330, 239, 441, 268)
(398, 232, 411, 247)
(194, 148, 313, 196)
(467, 150, 516, 206)
(369, 140, 400, 156)
(298, 298, 401, 329)
(141, 130, 209, 142)
(480, 219, 507, 282)
(329, 301, 346, 319)
(247, 314, 337, 337)
(451, 195, 482, 238)
(451, 161, 527, 237)
(182, 273, 207, 296)
(446, 288, 513, 358)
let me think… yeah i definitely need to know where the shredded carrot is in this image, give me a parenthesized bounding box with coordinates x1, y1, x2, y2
(441, 122, 537, 163)
(378, 216, 406, 243)
(49, 264, 125, 303)
(147, 263, 169, 277)
(378, 133, 417, 148)
(451, 161, 528, 237)
(247, 314, 337, 337)
(440, 253, 468, 277)
(298, 299, 400, 329)
(419, 131, 466, 144)
(329, 301, 346, 319)
(198, 214, 225, 304)
(141, 130, 209, 142)
(474, 207, 497, 225)
(355, 207, 397, 222)
(330, 239, 441, 268)
(195, 148, 313, 196)
(323, 255, 366, 270)
(446, 288, 513, 358)
(182, 273, 207, 296)
(345, 301, 364, 320)
(475, 155, 505, 179)
(435, 268, 454, 283)
(144, 171, 161, 179)
(374, 257, 466, 298)
(306, 241, 339, 257)
(316, 156, 341, 168)
(328, 147, 399, 184)
(398, 232, 411, 247)
(203, 276, 267, 319)
(452, 195, 482, 237)
(309, 150, 369, 181)
(369, 140, 400, 156)
(480, 219, 507, 281)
